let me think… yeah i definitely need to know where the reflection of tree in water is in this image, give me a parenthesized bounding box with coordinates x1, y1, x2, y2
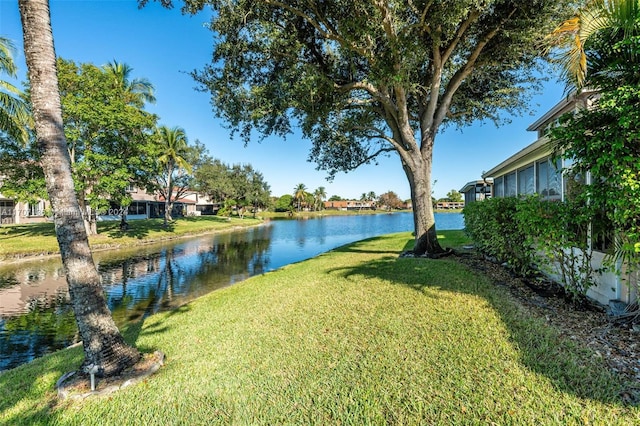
(0, 291, 77, 371)
(0, 272, 19, 290)
(295, 219, 308, 248)
(1, 226, 273, 371)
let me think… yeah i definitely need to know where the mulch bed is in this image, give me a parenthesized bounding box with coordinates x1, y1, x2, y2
(455, 253, 640, 389)
(56, 351, 165, 401)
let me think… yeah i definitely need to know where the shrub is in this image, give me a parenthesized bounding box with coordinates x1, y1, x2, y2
(515, 196, 601, 302)
(463, 197, 534, 276)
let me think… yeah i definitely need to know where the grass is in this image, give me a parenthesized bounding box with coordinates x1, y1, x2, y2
(0, 216, 262, 260)
(1, 231, 638, 424)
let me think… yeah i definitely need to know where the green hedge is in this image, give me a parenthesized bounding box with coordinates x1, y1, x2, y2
(463, 197, 534, 276)
(463, 196, 601, 300)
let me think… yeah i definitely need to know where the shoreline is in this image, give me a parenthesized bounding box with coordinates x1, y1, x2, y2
(0, 220, 265, 266)
(0, 209, 462, 265)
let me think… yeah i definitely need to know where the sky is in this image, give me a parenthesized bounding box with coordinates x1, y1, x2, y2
(0, 0, 567, 200)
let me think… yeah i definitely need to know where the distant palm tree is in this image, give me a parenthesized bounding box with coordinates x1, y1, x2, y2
(546, 0, 640, 89)
(313, 186, 326, 211)
(293, 183, 307, 212)
(157, 125, 191, 226)
(359, 193, 368, 211)
(103, 60, 156, 105)
(0, 36, 30, 145)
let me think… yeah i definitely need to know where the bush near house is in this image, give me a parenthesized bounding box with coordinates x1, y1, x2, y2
(463, 197, 534, 277)
(463, 196, 603, 301)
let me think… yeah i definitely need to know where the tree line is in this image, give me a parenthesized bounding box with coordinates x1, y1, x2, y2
(0, 55, 273, 232)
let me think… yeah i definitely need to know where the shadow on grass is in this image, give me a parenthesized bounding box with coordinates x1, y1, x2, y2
(0, 222, 56, 239)
(0, 298, 192, 424)
(0, 343, 83, 425)
(329, 238, 630, 407)
(99, 219, 176, 240)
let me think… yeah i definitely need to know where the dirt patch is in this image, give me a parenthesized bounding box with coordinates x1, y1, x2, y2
(56, 351, 164, 401)
(456, 253, 640, 387)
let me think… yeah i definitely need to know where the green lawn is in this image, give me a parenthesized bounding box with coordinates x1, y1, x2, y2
(0, 216, 262, 260)
(1, 231, 637, 425)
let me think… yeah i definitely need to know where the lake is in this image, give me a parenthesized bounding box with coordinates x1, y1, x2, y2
(0, 212, 464, 371)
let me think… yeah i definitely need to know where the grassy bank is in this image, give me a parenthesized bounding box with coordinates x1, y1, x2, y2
(0, 216, 262, 260)
(1, 231, 637, 424)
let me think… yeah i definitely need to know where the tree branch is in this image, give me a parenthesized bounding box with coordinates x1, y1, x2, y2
(430, 7, 518, 145)
(263, 0, 371, 59)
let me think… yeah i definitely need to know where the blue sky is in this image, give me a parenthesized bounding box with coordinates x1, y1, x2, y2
(0, 0, 566, 200)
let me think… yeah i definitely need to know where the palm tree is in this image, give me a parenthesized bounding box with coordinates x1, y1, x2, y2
(156, 125, 191, 226)
(546, 0, 640, 89)
(17, 0, 140, 376)
(0, 36, 30, 145)
(368, 191, 377, 209)
(359, 193, 368, 211)
(313, 186, 326, 211)
(103, 60, 156, 105)
(293, 183, 307, 212)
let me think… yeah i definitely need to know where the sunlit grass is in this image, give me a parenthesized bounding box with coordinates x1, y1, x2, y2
(0, 216, 261, 259)
(1, 231, 637, 424)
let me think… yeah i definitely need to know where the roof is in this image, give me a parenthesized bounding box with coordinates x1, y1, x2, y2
(459, 179, 493, 193)
(482, 137, 550, 178)
(526, 89, 598, 132)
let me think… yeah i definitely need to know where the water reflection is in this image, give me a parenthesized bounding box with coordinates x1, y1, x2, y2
(0, 226, 273, 371)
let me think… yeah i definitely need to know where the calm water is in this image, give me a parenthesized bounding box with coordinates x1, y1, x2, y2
(0, 212, 464, 371)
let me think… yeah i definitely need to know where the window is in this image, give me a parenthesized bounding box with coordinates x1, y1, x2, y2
(128, 202, 147, 215)
(0, 200, 15, 224)
(125, 184, 137, 193)
(28, 201, 43, 216)
(505, 172, 517, 197)
(536, 158, 562, 201)
(517, 165, 535, 196)
(494, 176, 504, 198)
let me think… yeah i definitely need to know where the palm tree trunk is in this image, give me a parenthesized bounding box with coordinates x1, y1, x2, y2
(18, 0, 140, 376)
(164, 164, 173, 227)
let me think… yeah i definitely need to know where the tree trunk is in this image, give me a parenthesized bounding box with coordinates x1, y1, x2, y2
(403, 150, 445, 256)
(164, 169, 173, 227)
(77, 195, 97, 235)
(18, 0, 140, 377)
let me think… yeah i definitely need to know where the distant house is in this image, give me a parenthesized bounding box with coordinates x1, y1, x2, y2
(324, 200, 376, 211)
(459, 180, 493, 205)
(0, 196, 49, 225)
(0, 185, 49, 225)
(0, 182, 222, 224)
(435, 201, 465, 210)
(480, 90, 635, 305)
(98, 187, 220, 221)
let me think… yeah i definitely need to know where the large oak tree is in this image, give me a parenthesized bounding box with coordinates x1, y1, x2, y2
(145, 0, 569, 255)
(18, 0, 140, 376)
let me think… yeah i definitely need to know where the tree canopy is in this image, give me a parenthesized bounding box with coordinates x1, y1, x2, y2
(144, 0, 570, 254)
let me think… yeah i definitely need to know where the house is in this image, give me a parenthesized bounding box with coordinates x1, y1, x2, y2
(323, 200, 376, 211)
(481, 90, 635, 305)
(459, 180, 493, 205)
(0, 182, 220, 224)
(0, 192, 49, 225)
(98, 187, 220, 220)
(435, 201, 465, 210)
